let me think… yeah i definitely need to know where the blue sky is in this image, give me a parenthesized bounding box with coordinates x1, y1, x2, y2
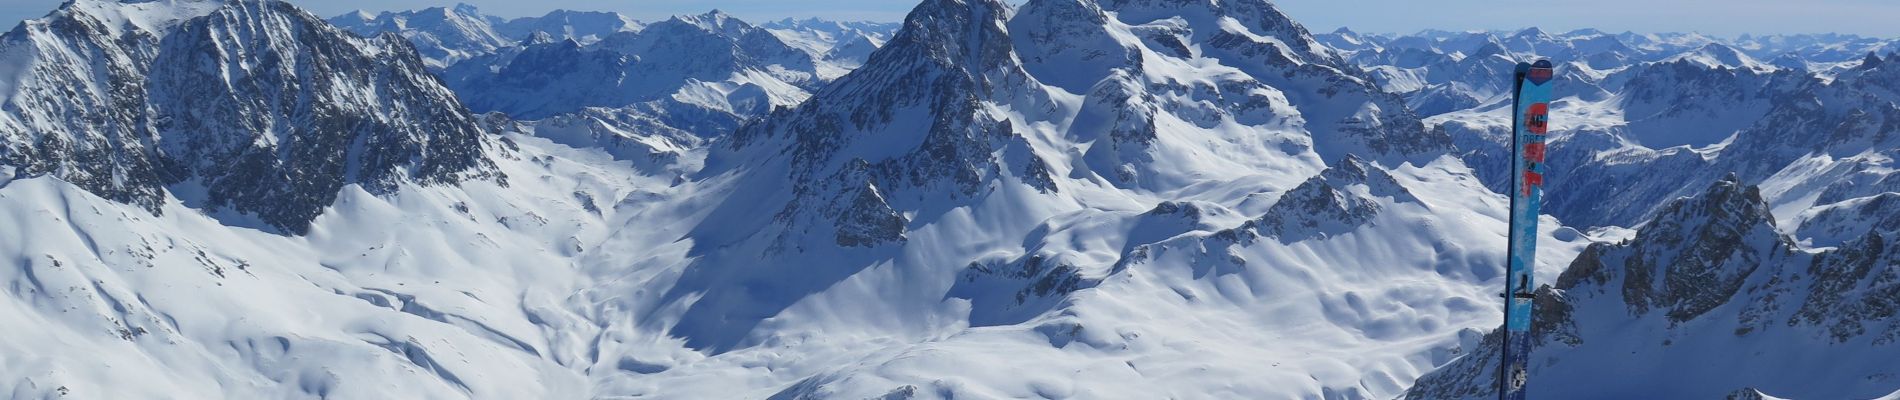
(3, 0, 1899, 37)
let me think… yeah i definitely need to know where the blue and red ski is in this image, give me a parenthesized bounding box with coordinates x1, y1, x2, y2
(1499, 59, 1553, 400)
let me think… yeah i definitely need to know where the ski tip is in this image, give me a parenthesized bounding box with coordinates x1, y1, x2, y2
(1515, 62, 1533, 74)
(1526, 59, 1554, 85)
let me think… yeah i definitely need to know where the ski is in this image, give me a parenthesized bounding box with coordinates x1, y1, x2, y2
(1499, 59, 1553, 400)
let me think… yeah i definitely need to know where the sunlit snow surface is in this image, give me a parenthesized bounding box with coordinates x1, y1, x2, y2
(0, 1, 1579, 396)
(4, 0, 1900, 399)
(0, 134, 1595, 399)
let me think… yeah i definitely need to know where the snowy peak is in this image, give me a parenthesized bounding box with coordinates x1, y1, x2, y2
(450, 2, 481, 16)
(602, 12, 810, 69)
(890, 0, 1019, 76)
(43, 0, 226, 38)
(441, 9, 820, 122)
(1617, 31, 1719, 55)
(1502, 27, 1564, 55)
(821, 32, 883, 66)
(495, 9, 642, 44)
(0, 0, 219, 211)
(1512, 27, 1550, 40)
(1666, 174, 1778, 229)
(1009, 0, 1128, 92)
(1316, 26, 1380, 53)
(771, 0, 1028, 124)
(1665, 42, 1774, 72)
(1831, 52, 1900, 104)
(709, 0, 1052, 246)
(1103, 0, 1338, 65)
(1412, 175, 1900, 399)
(760, 17, 900, 78)
(762, 18, 901, 44)
(1613, 57, 1780, 148)
(1863, 51, 1889, 69)
(519, 29, 556, 46)
(674, 9, 747, 36)
(1768, 52, 1810, 71)
(1468, 40, 1508, 59)
(1091, 0, 1446, 163)
(161, 0, 498, 232)
(656, 0, 1065, 353)
(1, 0, 496, 233)
(1565, 28, 1608, 38)
(333, 5, 647, 65)
(326, 1, 509, 67)
(1558, 175, 1786, 319)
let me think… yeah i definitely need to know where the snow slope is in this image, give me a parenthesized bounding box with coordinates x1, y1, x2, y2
(2, 0, 1899, 399)
(0, 125, 666, 398)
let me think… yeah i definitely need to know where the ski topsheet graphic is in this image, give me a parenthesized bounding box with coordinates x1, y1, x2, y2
(1499, 59, 1553, 400)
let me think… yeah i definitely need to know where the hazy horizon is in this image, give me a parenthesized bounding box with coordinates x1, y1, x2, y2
(1, 0, 1898, 39)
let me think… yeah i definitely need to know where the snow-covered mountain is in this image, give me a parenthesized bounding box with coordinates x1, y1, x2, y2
(1346, 26, 1899, 233)
(326, 7, 907, 159)
(1406, 176, 1900, 399)
(0, 0, 495, 234)
(1322, 24, 1900, 400)
(1318, 28, 1898, 116)
(761, 18, 901, 74)
(437, 10, 820, 134)
(330, 6, 902, 194)
(2, 0, 1508, 397)
(494, 9, 643, 45)
(1733, 33, 1900, 67)
(3, 0, 1899, 399)
(329, 3, 510, 67)
(331, 5, 643, 67)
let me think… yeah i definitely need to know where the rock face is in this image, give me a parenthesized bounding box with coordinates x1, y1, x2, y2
(724, 0, 1051, 250)
(0, 0, 495, 234)
(1406, 176, 1900, 399)
(814, 160, 909, 248)
(1558, 175, 1791, 322)
(1244, 155, 1415, 241)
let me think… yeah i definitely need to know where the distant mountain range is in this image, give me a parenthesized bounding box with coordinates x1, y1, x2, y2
(0, 0, 1896, 399)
